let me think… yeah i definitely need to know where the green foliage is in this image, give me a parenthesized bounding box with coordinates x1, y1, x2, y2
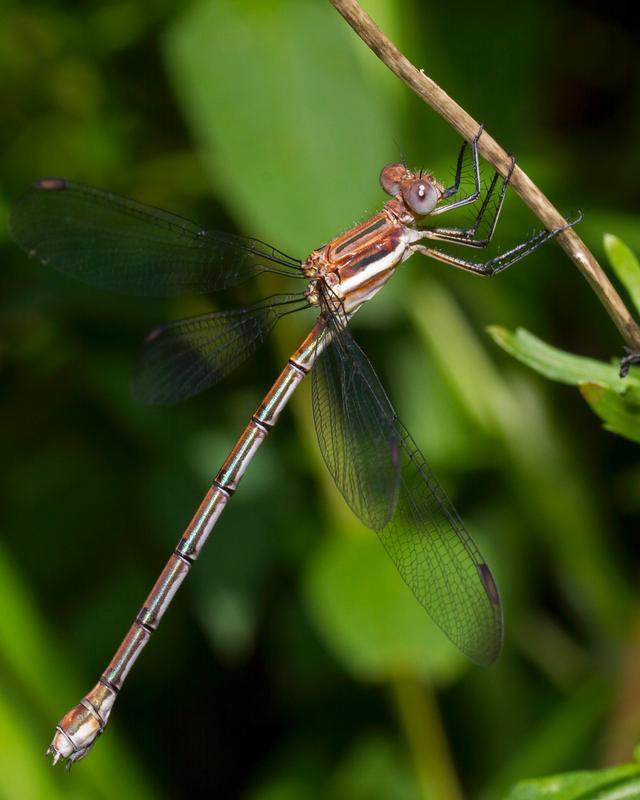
(487, 326, 631, 390)
(0, 547, 160, 800)
(506, 750, 640, 799)
(581, 383, 640, 443)
(604, 234, 640, 316)
(163, 0, 394, 253)
(488, 235, 640, 444)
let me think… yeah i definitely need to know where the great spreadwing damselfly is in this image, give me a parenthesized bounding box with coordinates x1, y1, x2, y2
(9, 129, 579, 765)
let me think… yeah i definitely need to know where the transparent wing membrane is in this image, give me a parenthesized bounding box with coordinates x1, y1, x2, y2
(315, 318, 503, 664)
(9, 179, 303, 296)
(379, 420, 502, 665)
(135, 295, 309, 405)
(312, 321, 401, 531)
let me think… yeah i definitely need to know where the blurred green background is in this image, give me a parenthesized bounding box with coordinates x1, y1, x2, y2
(1, 1, 640, 798)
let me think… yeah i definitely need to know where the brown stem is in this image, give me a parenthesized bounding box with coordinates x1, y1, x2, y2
(601, 608, 640, 765)
(329, 0, 640, 350)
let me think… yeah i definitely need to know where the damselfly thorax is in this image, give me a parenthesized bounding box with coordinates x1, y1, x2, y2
(303, 169, 445, 316)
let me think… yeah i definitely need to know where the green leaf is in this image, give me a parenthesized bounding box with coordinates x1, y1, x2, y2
(163, 0, 397, 254)
(580, 382, 640, 443)
(604, 233, 640, 315)
(488, 679, 610, 798)
(412, 284, 511, 432)
(303, 530, 464, 683)
(247, 735, 416, 800)
(506, 761, 640, 799)
(488, 326, 636, 391)
(0, 546, 158, 799)
(327, 735, 417, 800)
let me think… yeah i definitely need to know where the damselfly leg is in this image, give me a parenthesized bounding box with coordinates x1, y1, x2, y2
(620, 347, 640, 378)
(410, 212, 582, 277)
(425, 156, 516, 247)
(433, 126, 482, 212)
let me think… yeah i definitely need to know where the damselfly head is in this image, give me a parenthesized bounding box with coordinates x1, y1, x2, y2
(379, 163, 442, 217)
(379, 163, 408, 196)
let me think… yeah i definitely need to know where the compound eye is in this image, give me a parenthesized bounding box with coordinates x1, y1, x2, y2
(379, 163, 406, 196)
(402, 179, 439, 215)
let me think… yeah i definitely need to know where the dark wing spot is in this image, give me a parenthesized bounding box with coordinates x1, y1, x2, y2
(36, 178, 68, 191)
(144, 326, 164, 344)
(389, 434, 400, 470)
(478, 563, 500, 606)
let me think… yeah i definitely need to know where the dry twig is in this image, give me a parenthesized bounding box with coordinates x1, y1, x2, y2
(329, 0, 640, 350)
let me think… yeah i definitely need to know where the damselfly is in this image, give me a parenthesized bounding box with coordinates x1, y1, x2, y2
(9, 130, 577, 765)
